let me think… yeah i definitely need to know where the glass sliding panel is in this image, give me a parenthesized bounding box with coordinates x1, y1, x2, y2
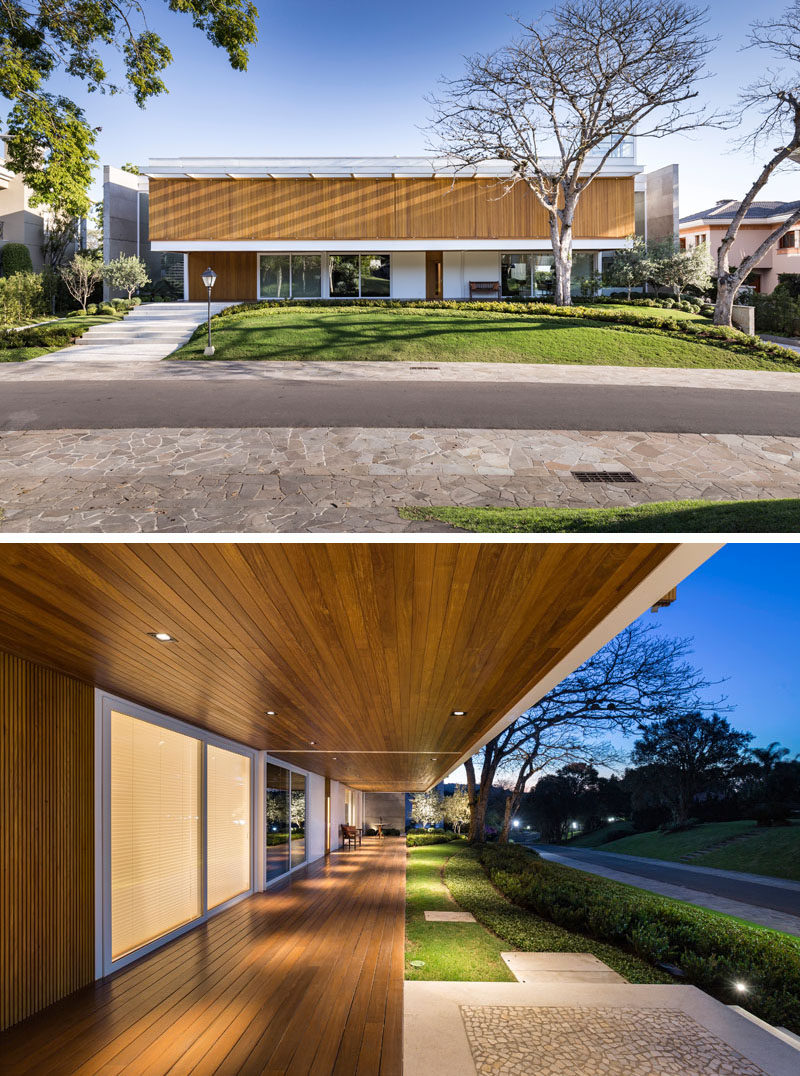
(360, 254, 390, 297)
(328, 254, 360, 297)
(110, 711, 202, 961)
(532, 254, 555, 298)
(260, 254, 290, 298)
(207, 745, 251, 909)
(266, 762, 291, 882)
(291, 255, 322, 298)
(290, 772, 306, 869)
(571, 252, 596, 296)
(501, 254, 532, 298)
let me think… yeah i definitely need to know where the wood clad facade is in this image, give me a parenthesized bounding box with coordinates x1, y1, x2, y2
(150, 176, 634, 242)
(187, 251, 257, 301)
(0, 650, 94, 1031)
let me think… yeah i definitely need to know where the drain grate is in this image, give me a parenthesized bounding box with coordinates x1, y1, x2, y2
(410, 366, 440, 370)
(571, 470, 640, 484)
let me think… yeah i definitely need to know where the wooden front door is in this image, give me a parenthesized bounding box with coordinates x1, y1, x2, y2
(425, 251, 443, 300)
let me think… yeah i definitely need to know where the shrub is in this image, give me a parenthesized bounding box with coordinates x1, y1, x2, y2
(98, 302, 116, 315)
(406, 831, 462, 847)
(477, 843, 800, 1032)
(86, 303, 98, 315)
(0, 322, 85, 350)
(751, 287, 800, 338)
(0, 271, 46, 327)
(1, 242, 33, 276)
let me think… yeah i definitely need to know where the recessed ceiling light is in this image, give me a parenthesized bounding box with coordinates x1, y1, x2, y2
(265, 710, 276, 716)
(431, 757, 438, 761)
(309, 740, 317, 746)
(451, 710, 467, 716)
(148, 632, 175, 642)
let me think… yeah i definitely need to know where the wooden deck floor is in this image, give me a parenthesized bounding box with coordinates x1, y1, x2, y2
(0, 838, 405, 1075)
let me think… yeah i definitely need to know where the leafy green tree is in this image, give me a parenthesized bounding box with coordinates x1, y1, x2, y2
(651, 242, 712, 300)
(603, 237, 649, 300)
(442, 786, 471, 834)
(410, 789, 444, 829)
(104, 254, 150, 300)
(631, 712, 752, 823)
(0, 1, 258, 218)
(60, 251, 103, 313)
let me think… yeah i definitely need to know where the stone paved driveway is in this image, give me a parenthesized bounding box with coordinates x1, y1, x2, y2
(1, 426, 798, 532)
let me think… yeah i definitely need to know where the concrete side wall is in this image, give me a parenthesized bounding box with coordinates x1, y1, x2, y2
(306, 770, 326, 863)
(0, 174, 46, 270)
(329, 779, 347, 851)
(363, 792, 407, 832)
(645, 165, 679, 244)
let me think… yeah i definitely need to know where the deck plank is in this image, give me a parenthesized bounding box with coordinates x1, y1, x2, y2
(0, 838, 406, 1076)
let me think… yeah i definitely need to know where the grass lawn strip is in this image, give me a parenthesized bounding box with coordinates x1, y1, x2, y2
(405, 843, 515, 982)
(399, 500, 800, 534)
(600, 820, 800, 883)
(171, 305, 799, 372)
(0, 313, 127, 363)
(443, 845, 672, 985)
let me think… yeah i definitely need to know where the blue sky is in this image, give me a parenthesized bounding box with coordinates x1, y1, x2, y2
(445, 543, 800, 783)
(50, 1, 798, 213)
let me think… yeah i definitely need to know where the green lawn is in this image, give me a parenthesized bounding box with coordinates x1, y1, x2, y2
(405, 842, 515, 981)
(399, 499, 800, 533)
(170, 306, 796, 371)
(568, 821, 636, 847)
(0, 313, 124, 362)
(601, 821, 800, 882)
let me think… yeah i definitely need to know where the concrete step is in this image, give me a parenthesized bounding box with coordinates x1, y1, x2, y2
(501, 951, 626, 984)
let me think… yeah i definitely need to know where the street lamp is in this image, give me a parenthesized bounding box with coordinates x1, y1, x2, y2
(201, 267, 217, 356)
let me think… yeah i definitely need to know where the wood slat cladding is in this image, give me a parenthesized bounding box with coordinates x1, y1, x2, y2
(150, 176, 634, 242)
(187, 251, 257, 302)
(0, 543, 677, 791)
(0, 838, 405, 1073)
(0, 650, 94, 1031)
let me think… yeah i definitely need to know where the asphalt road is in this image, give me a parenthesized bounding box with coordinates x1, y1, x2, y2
(3, 379, 800, 433)
(531, 844, 800, 916)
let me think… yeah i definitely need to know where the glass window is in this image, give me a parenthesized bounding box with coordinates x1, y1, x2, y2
(571, 252, 596, 296)
(501, 254, 532, 298)
(532, 254, 555, 298)
(207, 745, 251, 909)
(291, 255, 322, 298)
(110, 711, 202, 961)
(329, 254, 360, 297)
(260, 254, 290, 298)
(266, 763, 291, 882)
(291, 772, 306, 869)
(360, 254, 390, 297)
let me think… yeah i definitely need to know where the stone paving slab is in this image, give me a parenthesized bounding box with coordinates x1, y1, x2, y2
(424, 911, 477, 923)
(1, 426, 798, 532)
(500, 951, 625, 983)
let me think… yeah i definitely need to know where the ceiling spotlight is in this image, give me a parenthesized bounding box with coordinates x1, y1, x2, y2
(265, 710, 276, 716)
(431, 757, 438, 761)
(148, 632, 175, 642)
(308, 740, 317, 746)
(451, 710, 467, 717)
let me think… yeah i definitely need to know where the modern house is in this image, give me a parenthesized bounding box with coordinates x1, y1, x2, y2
(104, 149, 679, 304)
(0, 541, 714, 1073)
(680, 199, 800, 293)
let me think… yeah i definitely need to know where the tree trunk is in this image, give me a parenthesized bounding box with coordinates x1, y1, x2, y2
(549, 213, 574, 307)
(713, 277, 739, 327)
(465, 747, 500, 843)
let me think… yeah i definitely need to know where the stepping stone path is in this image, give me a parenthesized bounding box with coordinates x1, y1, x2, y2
(680, 830, 759, 861)
(500, 951, 626, 984)
(423, 911, 477, 922)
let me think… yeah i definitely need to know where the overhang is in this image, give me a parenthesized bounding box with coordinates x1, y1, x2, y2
(0, 542, 717, 791)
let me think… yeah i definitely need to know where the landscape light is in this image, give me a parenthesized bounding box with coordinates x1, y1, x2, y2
(734, 981, 749, 993)
(201, 267, 217, 355)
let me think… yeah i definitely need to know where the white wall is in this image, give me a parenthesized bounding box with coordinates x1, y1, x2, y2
(329, 779, 346, 850)
(306, 770, 326, 863)
(392, 251, 425, 299)
(442, 251, 502, 299)
(442, 251, 464, 299)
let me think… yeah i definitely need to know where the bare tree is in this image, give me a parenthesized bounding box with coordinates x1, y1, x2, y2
(463, 621, 725, 843)
(714, 3, 800, 326)
(428, 0, 715, 305)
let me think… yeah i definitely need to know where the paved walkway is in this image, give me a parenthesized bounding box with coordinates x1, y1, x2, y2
(1, 426, 799, 531)
(533, 846, 800, 935)
(20, 301, 227, 366)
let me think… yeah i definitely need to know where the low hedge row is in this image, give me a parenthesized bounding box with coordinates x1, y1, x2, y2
(479, 843, 800, 1032)
(210, 299, 800, 369)
(0, 322, 85, 350)
(406, 832, 463, 847)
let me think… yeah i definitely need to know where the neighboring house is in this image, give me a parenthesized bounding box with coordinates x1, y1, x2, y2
(0, 150, 46, 270)
(105, 147, 678, 303)
(679, 199, 800, 293)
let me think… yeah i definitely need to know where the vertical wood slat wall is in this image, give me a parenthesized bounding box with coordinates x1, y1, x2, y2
(1, 650, 94, 1031)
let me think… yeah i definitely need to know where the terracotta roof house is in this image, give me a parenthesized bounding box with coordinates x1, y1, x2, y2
(679, 199, 800, 293)
(103, 146, 679, 303)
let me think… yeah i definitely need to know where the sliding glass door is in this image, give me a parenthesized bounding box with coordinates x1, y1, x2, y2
(266, 760, 308, 883)
(101, 696, 255, 974)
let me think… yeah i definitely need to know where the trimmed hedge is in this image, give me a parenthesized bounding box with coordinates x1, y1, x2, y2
(0, 322, 85, 350)
(406, 832, 463, 847)
(1, 242, 33, 276)
(478, 843, 800, 1032)
(208, 298, 800, 369)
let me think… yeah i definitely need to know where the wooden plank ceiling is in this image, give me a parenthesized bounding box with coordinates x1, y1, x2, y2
(0, 543, 678, 791)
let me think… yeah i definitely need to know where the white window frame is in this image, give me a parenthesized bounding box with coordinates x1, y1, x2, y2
(94, 690, 258, 977)
(257, 252, 324, 300)
(265, 754, 312, 887)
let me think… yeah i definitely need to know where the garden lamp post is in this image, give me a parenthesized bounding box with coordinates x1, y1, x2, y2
(201, 267, 217, 356)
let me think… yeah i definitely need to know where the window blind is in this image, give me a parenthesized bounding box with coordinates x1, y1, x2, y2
(110, 711, 202, 960)
(207, 745, 251, 909)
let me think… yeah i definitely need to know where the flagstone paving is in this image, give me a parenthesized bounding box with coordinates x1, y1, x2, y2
(0, 426, 798, 532)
